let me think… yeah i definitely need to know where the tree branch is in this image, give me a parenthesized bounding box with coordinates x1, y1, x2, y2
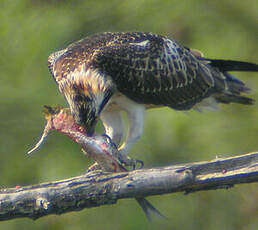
(0, 151, 258, 221)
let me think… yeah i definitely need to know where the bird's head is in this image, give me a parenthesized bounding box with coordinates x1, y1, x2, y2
(49, 46, 114, 137)
(65, 86, 98, 136)
(57, 67, 114, 136)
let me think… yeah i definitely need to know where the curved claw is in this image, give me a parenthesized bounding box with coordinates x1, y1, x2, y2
(119, 156, 144, 170)
(86, 162, 101, 172)
(101, 134, 118, 149)
(101, 133, 112, 142)
(135, 159, 144, 169)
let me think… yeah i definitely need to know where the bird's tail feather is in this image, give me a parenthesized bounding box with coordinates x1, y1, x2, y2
(202, 58, 258, 72)
(214, 92, 254, 105)
(135, 197, 166, 222)
(214, 72, 254, 105)
(202, 58, 257, 105)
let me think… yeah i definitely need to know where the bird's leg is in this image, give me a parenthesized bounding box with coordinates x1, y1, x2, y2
(100, 110, 123, 146)
(118, 104, 145, 168)
(100, 110, 139, 168)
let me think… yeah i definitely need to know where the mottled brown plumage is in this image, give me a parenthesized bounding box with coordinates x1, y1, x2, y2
(48, 32, 257, 153)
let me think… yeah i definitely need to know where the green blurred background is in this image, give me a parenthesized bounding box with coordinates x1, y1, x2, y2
(0, 0, 257, 229)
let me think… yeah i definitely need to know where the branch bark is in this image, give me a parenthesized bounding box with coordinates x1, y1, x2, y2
(1, 151, 258, 221)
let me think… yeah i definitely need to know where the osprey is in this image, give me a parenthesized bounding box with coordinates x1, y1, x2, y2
(48, 32, 258, 164)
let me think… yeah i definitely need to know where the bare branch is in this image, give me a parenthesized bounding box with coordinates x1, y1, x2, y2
(0, 151, 258, 221)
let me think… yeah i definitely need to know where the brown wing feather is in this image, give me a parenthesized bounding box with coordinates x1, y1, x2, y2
(48, 32, 250, 112)
(89, 32, 219, 110)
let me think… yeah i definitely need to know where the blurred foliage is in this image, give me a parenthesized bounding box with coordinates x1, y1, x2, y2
(0, 0, 258, 229)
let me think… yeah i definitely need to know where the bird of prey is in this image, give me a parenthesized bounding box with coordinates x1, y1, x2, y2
(48, 32, 258, 164)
